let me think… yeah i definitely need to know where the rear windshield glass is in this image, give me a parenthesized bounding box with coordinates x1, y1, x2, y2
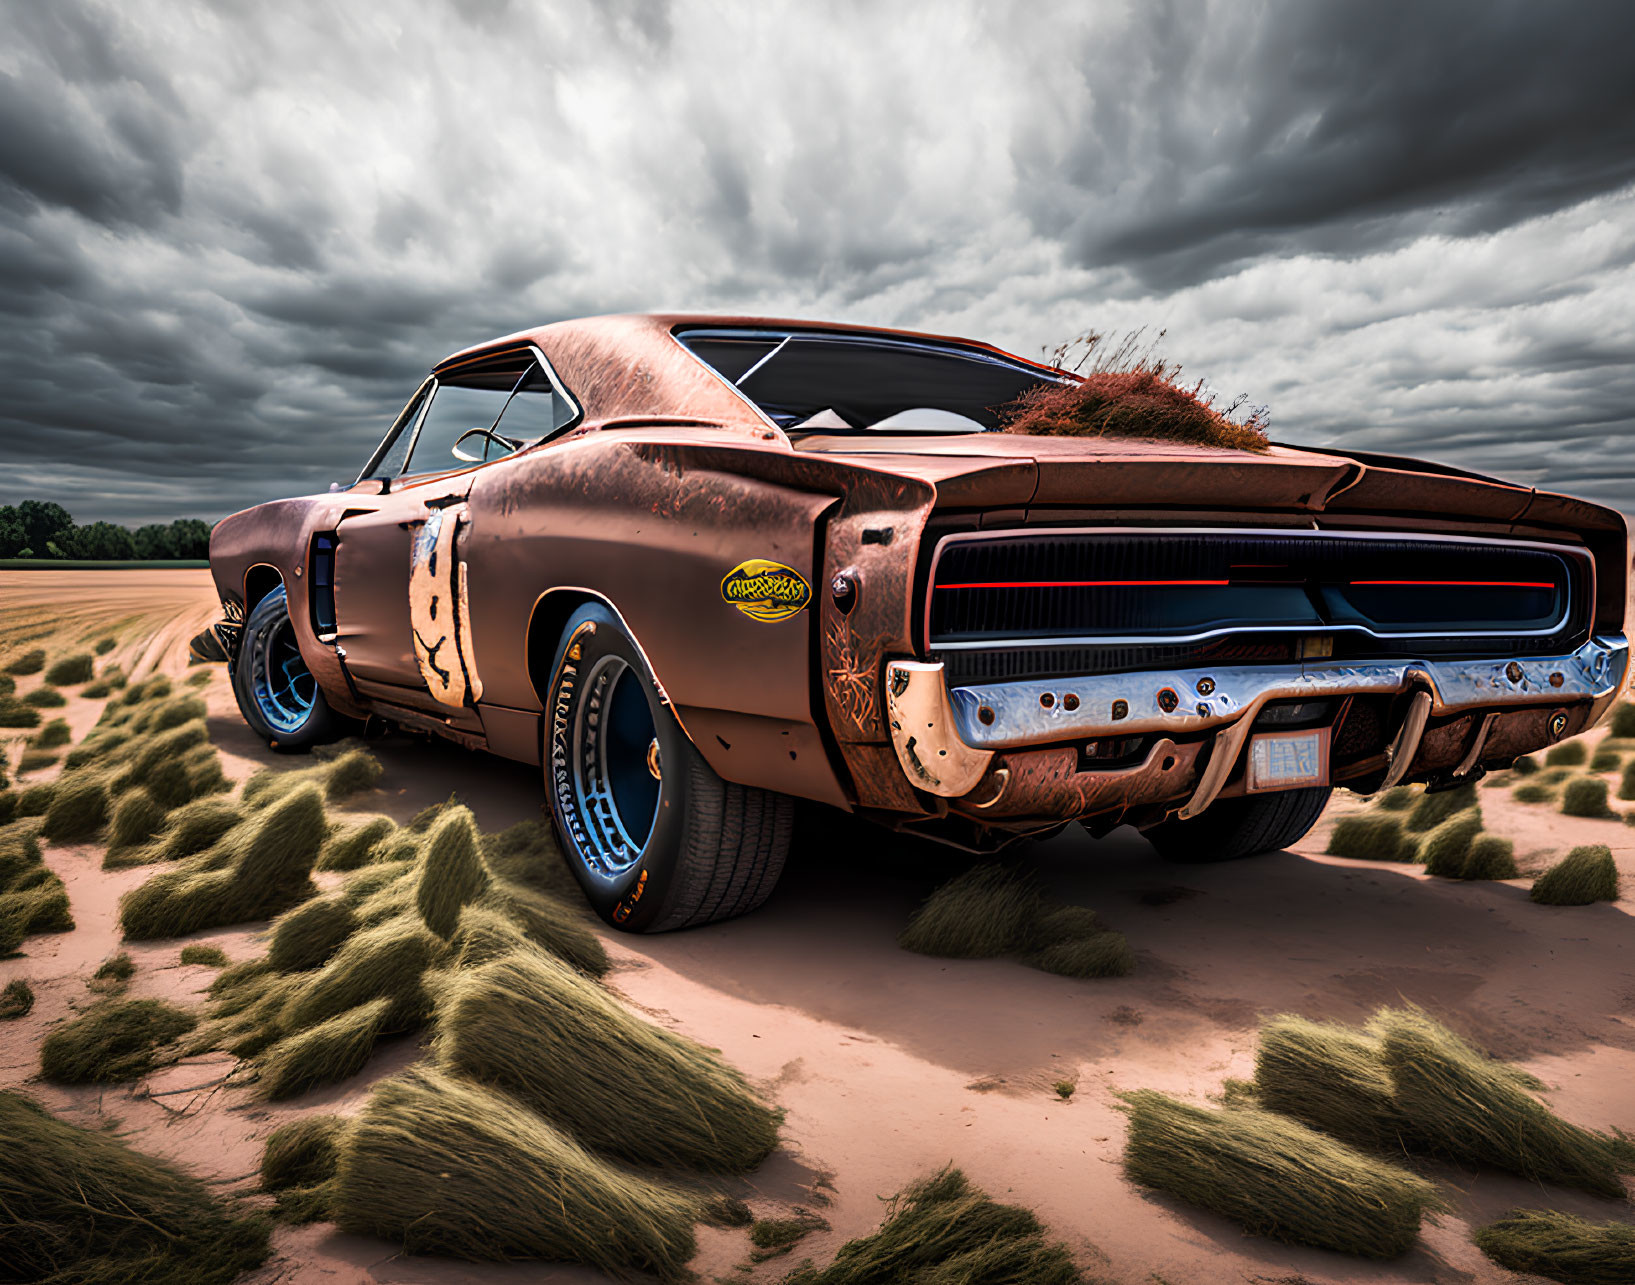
(676, 327, 1062, 432)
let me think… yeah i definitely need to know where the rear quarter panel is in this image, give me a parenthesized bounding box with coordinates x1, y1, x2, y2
(464, 430, 851, 804)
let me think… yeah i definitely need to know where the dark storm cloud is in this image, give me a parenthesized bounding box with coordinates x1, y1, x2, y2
(0, 0, 1632, 526)
(1022, 0, 1635, 289)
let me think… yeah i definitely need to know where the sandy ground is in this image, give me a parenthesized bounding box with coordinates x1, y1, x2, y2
(2, 570, 1633, 1285)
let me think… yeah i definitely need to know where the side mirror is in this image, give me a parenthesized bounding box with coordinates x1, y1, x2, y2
(453, 426, 522, 463)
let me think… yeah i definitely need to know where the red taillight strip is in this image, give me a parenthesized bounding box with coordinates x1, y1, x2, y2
(937, 579, 1231, 590)
(1348, 579, 1556, 589)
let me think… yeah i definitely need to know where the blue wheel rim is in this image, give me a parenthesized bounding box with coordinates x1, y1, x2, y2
(571, 655, 661, 880)
(250, 614, 317, 735)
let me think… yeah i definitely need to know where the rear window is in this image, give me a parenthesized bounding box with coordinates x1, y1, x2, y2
(676, 327, 1063, 432)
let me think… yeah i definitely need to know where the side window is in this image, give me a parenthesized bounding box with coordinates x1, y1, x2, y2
(492, 364, 576, 445)
(359, 382, 431, 482)
(403, 383, 517, 475)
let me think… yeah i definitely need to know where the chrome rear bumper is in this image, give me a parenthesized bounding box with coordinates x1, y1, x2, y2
(885, 634, 1629, 814)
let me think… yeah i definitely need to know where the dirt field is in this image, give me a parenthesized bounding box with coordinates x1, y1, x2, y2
(2, 570, 1632, 1284)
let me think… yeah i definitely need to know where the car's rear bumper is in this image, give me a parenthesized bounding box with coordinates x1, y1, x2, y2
(885, 633, 1629, 823)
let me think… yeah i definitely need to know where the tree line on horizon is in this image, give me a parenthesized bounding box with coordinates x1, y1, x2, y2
(0, 501, 211, 561)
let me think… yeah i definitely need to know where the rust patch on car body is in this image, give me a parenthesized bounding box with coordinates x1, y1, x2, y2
(408, 503, 482, 708)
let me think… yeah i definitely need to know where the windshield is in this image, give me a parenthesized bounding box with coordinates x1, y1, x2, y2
(675, 327, 1064, 432)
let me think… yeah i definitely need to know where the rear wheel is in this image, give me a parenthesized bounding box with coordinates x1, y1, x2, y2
(1143, 786, 1332, 863)
(544, 602, 793, 932)
(231, 585, 346, 751)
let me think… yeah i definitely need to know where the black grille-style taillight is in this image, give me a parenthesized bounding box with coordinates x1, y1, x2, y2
(925, 530, 1589, 681)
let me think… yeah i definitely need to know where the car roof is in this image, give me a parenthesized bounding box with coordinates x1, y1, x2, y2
(431, 313, 1068, 438)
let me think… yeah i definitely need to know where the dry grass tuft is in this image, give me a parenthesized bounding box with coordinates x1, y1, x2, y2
(244, 748, 383, 808)
(1589, 746, 1623, 773)
(1460, 834, 1519, 880)
(1253, 1014, 1413, 1154)
(450, 904, 535, 969)
(1419, 807, 1497, 876)
(1561, 776, 1616, 818)
(0, 698, 42, 728)
(1, 977, 34, 1018)
(316, 815, 395, 871)
(261, 1114, 348, 1191)
(1546, 740, 1588, 767)
(0, 1088, 269, 1284)
(279, 913, 444, 1034)
(415, 806, 491, 939)
(1514, 780, 1560, 804)
(40, 772, 109, 842)
(119, 785, 326, 939)
(0, 822, 74, 953)
(1474, 1208, 1635, 1284)
(89, 951, 135, 995)
(1375, 1006, 1632, 1198)
(1404, 782, 1477, 833)
(751, 1211, 828, 1262)
(267, 894, 358, 972)
(478, 880, 609, 977)
(31, 717, 71, 749)
(1418, 811, 1484, 877)
(332, 1067, 702, 1278)
(179, 944, 228, 967)
(16, 748, 57, 773)
(1531, 844, 1621, 905)
(1026, 906, 1134, 978)
(4, 648, 46, 675)
(1000, 361, 1270, 454)
(24, 685, 67, 708)
(44, 653, 94, 685)
(481, 817, 584, 901)
(1608, 702, 1635, 738)
(63, 726, 128, 769)
(1620, 758, 1635, 801)
(1121, 1089, 1444, 1258)
(107, 787, 166, 856)
(1511, 754, 1540, 775)
(783, 1166, 1081, 1284)
(1328, 813, 1416, 862)
(434, 948, 781, 1173)
(900, 863, 1042, 958)
(257, 997, 392, 1099)
(39, 997, 196, 1083)
(128, 795, 245, 867)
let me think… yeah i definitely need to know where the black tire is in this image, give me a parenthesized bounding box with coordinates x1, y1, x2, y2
(230, 585, 347, 751)
(1143, 786, 1332, 863)
(544, 602, 793, 932)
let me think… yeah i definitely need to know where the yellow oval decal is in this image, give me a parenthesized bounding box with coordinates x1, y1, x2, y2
(721, 559, 811, 622)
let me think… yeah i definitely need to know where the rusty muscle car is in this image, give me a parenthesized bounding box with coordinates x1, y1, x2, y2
(199, 314, 1631, 931)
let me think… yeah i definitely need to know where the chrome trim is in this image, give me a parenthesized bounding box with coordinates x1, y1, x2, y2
(734, 334, 791, 386)
(923, 525, 1592, 651)
(884, 660, 995, 797)
(882, 635, 1627, 812)
(941, 635, 1627, 751)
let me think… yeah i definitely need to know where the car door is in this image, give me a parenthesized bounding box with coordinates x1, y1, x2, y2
(332, 350, 577, 710)
(333, 354, 526, 701)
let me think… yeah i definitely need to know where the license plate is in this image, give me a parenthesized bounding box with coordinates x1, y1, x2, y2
(1247, 728, 1329, 792)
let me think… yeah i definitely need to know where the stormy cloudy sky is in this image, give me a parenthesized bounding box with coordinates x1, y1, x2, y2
(2, 0, 1633, 525)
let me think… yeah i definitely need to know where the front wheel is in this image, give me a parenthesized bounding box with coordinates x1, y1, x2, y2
(544, 603, 793, 932)
(1143, 786, 1332, 863)
(231, 585, 347, 751)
